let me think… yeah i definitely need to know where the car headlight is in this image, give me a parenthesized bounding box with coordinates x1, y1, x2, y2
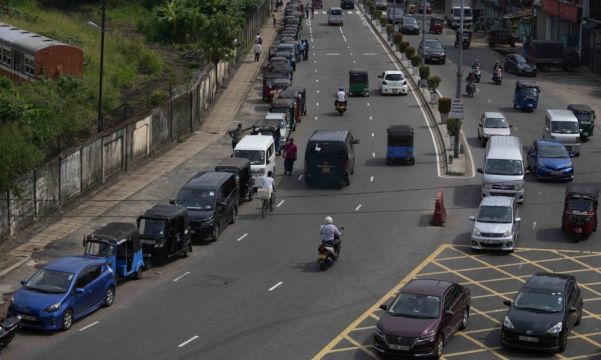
(45, 302, 61, 312)
(547, 321, 562, 334)
(515, 183, 524, 191)
(472, 227, 481, 236)
(375, 326, 385, 338)
(483, 184, 493, 190)
(503, 315, 514, 329)
(503, 229, 512, 237)
(538, 161, 545, 169)
(416, 331, 436, 343)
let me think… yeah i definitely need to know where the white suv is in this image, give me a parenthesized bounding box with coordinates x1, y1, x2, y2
(478, 112, 511, 146)
(378, 70, 408, 96)
(469, 196, 520, 252)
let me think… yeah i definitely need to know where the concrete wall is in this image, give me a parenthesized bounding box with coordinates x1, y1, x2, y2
(0, 0, 271, 240)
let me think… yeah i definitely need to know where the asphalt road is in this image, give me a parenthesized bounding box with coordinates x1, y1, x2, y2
(3, 3, 601, 360)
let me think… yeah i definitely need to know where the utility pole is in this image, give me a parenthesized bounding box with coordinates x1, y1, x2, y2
(455, 0, 464, 99)
(97, 0, 106, 133)
(421, 0, 426, 65)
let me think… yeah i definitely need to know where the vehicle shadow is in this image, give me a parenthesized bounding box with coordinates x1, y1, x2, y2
(364, 158, 386, 167)
(534, 228, 567, 244)
(451, 232, 471, 247)
(291, 260, 322, 273)
(466, 136, 483, 149)
(451, 185, 481, 209)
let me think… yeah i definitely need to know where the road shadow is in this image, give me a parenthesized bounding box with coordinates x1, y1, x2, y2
(534, 228, 566, 244)
(466, 136, 484, 149)
(364, 158, 386, 167)
(418, 213, 433, 227)
(291, 260, 322, 273)
(451, 232, 471, 247)
(451, 185, 481, 209)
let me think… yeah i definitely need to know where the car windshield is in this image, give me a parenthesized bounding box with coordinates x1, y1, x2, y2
(514, 289, 563, 313)
(518, 87, 538, 97)
(389, 293, 440, 319)
(567, 198, 595, 212)
(484, 117, 508, 128)
(477, 205, 512, 223)
(538, 144, 569, 158)
(138, 218, 166, 237)
(330, 9, 342, 15)
(405, 18, 417, 25)
(453, 8, 472, 17)
(385, 74, 404, 81)
(26, 269, 74, 294)
(84, 241, 114, 257)
(514, 55, 527, 64)
(425, 41, 442, 50)
(235, 150, 266, 165)
(574, 113, 593, 123)
(177, 189, 216, 210)
(484, 159, 524, 175)
(551, 121, 579, 134)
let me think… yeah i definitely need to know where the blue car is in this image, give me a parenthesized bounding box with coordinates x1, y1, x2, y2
(527, 140, 574, 181)
(8, 256, 116, 331)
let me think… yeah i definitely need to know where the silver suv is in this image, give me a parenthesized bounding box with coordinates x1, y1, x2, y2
(478, 112, 511, 146)
(328, 7, 344, 25)
(469, 196, 520, 252)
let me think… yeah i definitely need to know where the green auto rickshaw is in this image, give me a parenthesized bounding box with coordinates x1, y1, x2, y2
(567, 104, 596, 140)
(270, 98, 297, 131)
(349, 68, 369, 96)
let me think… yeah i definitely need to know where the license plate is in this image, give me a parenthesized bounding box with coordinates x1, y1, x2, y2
(322, 167, 330, 173)
(518, 336, 539, 343)
(551, 171, 563, 175)
(190, 230, 196, 234)
(319, 254, 327, 260)
(393, 89, 399, 94)
(389, 344, 410, 351)
(20, 314, 36, 321)
(140, 240, 154, 245)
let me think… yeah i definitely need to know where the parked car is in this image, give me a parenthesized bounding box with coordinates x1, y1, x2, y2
(418, 1, 432, 13)
(387, 7, 404, 23)
(375, 0, 388, 10)
(401, 16, 420, 35)
(340, 0, 354, 9)
(419, 39, 446, 64)
(469, 196, 520, 252)
(378, 70, 408, 96)
(374, 279, 471, 359)
(328, 7, 344, 25)
(8, 256, 116, 331)
(501, 273, 583, 353)
(477, 112, 511, 146)
(505, 54, 537, 77)
(527, 140, 574, 181)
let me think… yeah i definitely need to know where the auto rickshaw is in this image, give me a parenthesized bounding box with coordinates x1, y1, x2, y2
(214, 157, 253, 203)
(137, 204, 192, 264)
(83, 222, 146, 279)
(455, 29, 472, 49)
(562, 184, 598, 242)
(349, 68, 369, 96)
(429, 16, 444, 34)
(253, 118, 284, 153)
(287, 87, 307, 115)
(312, 0, 323, 9)
(263, 72, 290, 101)
(269, 78, 292, 101)
(513, 80, 540, 111)
(386, 125, 415, 165)
(567, 104, 596, 140)
(278, 88, 305, 117)
(270, 98, 298, 130)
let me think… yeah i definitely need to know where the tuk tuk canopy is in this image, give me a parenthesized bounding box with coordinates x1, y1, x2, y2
(88, 222, 138, 243)
(349, 68, 368, 82)
(566, 184, 599, 199)
(567, 104, 594, 115)
(387, 125, 414, 146)
(214, 157, 251, 172)
(515, 80, 539, 94)
(271, 98, 295, 108)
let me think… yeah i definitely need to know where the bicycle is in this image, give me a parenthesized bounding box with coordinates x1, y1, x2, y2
(256, 188, 275, 218)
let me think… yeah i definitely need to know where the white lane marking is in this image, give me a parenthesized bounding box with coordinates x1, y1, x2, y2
(276, 200, 285, 207)
(79, 321, 99, 332)
(372, 152, 376, 157)
(316, 79, 319, 82)
(513, 127, 519, 132)
(487, 99, 492, 103)
(314, 116, 318, 120)
(314, 60, 317, 64)
(178, 335, 199, 348)
(350, 53, 353, 56)
(316, 90, 320, 93)
(314, 69, 318, 72)
(369, 116, 373, 120)
(236, 233, 248, 242)
(173, 271, 191, 282)
(353, 60, 357, 63)
(268, 281, 284, 291)
(362, 53, 378, 56)
(532, 222, 537, 229)
(316, 102, 320, 107)
(366, 102, 370, 106)
(342, 34, 348, 42)
(355, 204, 362, 211)
(371, 132, 374, 137)
(347, 45, 350, 49)
(313, 52, 316, 56)
(325, 53, 340, 56)
(298, 174, 304, 181)
(347, 10, 353, 14)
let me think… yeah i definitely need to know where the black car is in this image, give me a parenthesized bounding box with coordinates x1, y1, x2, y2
(401, 16, 420, 35)
(340, 0, 354, 9)
(419, 39, 446, 64)
(501, 273, 583, 353)
(505, 54, 537, 77)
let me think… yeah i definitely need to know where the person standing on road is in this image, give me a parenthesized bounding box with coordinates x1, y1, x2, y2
(305, 4, 310, 18)
(311, 5, 314, 18)
(272, 12, 277, 28)
(254, 43, 262, 62)
(303, 39, 309, 60)
(229, 123, 251, 151)
(282, 138, 298, 176)
(298, 40, 306, 61)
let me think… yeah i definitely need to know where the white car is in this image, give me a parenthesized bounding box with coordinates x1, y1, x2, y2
(477, 112, 511, 146)
(469, 196, 520, 252)
(378, 70, 408, 96)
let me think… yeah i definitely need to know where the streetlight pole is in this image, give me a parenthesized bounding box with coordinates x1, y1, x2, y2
(97, 0, 106, 133)
(455, 0, 464, 98)
(421, 0, 426, 65)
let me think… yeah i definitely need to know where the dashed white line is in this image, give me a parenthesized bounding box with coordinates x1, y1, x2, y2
(268, 281, 284, 291)
(178, 335, 199, 348)
(276, 200, 285, 207)
(369, 116, 373, 120)
(355, 204, 362, 211)
(370, 176, 374, 182)
(236, 233, 248, 242)
(316, 79, 319, 82)
(487, 99, 492, 103)
(314, 116, 318, 120)
(79, 321, 99, 332)
(532, 222, 537, 229)
(316, 89, 320, 93)
(372, 152, 376, 157)
(314, 60, 317, 64)
(314, 69, 318, 72)
(366, 102, 370, 106)
(342, 34, 348, 42)
(353, 60, 356, 63)
(371, 132, 374, 137)
(173, 271, 191, 282)
(298, 174, 304, 181)
(316, 102, 320, 107)
(350, 53, 353, 56)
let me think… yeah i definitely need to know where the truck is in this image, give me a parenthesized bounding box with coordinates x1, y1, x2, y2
(526, 40, 579, 72)
(445, 0, 473, 29)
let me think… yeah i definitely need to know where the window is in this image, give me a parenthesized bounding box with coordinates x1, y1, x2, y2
(76, 270, 92, 289)
(24, 54, 34, 77)
(0, 46, 10, 67)
(88, 266, 102, 282)
(444, 286, 460, 310)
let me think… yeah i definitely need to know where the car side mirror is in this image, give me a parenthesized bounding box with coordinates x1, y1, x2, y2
(169, 200, 175, 205)
(266, 159, 271, 164)
(75, 288, 85, 294)
(379, 304, 388, 311)
(478, 124, 483, 127)
(468, 215, 475, 221)
(503, 300, 512, 306)
(569, 306, 577, 313)
(20, 280, 26, 286)
(476, 168, 483, 174)
(352, 139, 360, 144)
(515, 217, 521, 222)
(445, 310, 454, 316)
(509, 125, 513, 128)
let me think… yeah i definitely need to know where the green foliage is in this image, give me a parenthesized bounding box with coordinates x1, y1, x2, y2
(399, 41, 410, 52)
(149, 89, 167, 106)
(427, 75, 441, 91)
(405, 46, 416, 59)
(411, 54, 421, 67)
(419, 65, 430, 80)
(392, 32, 403, 46)
(199, 11, 243, 64)
(0, 122, 43, 192)
(380, 14, 388, 26)
(386, 24, 394, 35)
(447, 118, 462, 136)
(438, 96, 452, 114)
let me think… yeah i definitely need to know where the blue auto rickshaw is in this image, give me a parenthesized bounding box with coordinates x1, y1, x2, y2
(386, 125, 415, 165)
(83, 222, 146, 279)
(513, 80, 540, 111)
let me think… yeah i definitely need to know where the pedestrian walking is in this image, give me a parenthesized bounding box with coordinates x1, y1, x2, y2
(254, 43, 262, 62)
(311, 5, 314, 18)
(282, 138, 298, 176)
(303, 40, 309, 60)
(300, 3, 304, 17)
(298, 40, 306, 61)
(229, 123, 252, 151)
(255, 32, 262, 45)
(272, 12, 277, 28)
(305, 5, 310, 18)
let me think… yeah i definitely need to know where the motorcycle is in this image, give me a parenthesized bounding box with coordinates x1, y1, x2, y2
(318, 227, 343, 270)
(473, 68, 481, 83)
(335, 101, 347, 116)
(466, 82, 476, 97)
(0, 316, 21, 349)
(493, 68, 502, 85)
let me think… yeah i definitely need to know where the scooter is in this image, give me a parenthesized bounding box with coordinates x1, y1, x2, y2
(0, 316, 21, 349)
(466, 82, 476, 97)
(473, 68, 481, 83)
(335, 101, 347, 116)
(493, 68, 502, 85)
(317, 228, 343, 270)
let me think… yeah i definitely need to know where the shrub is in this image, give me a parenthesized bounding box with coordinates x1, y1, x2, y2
(368, 4, 375, 15)
(447, 118, 462, 136)
(419, 65, 430, 80)
(427, 75, 442, 92)
(399, 41, 410, 52)
(392, 32, 403, 47)
(148, 89, 167, 106)
(405, 46, 416, 59)
(438, 96, 452, 113)
(380, 14, 388, 26)
(386, 24, 394, 35)
(411, 54, 421, 67)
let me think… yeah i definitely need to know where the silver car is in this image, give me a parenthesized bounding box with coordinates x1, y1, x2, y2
(478, 112, 512, 146)
(328, 7, 344, 25)
(469, 196, 520, 252)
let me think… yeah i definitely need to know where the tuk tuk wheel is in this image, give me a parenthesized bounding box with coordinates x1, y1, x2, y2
(61, 309, 73, 331)
(104, 286, 115, 307)
(182, 243, 191, 258)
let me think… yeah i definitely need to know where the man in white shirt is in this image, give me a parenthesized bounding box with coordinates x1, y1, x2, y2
(335, 86, 347, 108)
(258, 171, 276, 211)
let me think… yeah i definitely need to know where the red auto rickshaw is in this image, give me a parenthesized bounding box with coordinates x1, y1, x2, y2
(562, 184, 598, 242)
(263, 72, 290, 101)
(429, 16, 444, 34)
(312, 0, 322, 9)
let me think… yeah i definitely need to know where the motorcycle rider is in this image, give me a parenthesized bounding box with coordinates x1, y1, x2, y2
(320, 216, 341, 257)
(471, 59, 481, 70)
(493, 59, 502, 71)
(335, 86, 347, 109)
(465, 71, 476, 95)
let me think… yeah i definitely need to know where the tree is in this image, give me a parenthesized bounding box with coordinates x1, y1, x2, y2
(199, 11, 243, 78)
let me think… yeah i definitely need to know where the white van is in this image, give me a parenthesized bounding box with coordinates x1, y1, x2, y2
(234, 135, 276, 184)
(543, 109, 580, 156)
(477, 135, 525, 203)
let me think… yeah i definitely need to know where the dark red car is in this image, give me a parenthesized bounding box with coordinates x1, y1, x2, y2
(373, 279, 471, 359)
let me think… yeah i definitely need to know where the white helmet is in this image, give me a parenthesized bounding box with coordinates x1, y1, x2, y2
(324, 216, 333, 224)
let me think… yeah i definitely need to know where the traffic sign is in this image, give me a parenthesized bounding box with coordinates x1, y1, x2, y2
(449, 98, 464, 119)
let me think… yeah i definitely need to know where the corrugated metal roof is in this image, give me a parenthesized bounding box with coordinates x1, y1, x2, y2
(0, 22, 69, 53)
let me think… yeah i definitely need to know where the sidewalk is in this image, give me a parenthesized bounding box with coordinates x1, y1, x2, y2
(0, 13, 280, 281)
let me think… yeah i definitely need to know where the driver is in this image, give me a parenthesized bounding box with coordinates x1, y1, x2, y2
(493, 59, 502, 71)
(471, 59, 481, 69)
(335, 86, 347, 108)
(320, 216, 341, 256)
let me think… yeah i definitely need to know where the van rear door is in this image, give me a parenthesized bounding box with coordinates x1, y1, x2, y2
(305, 141, 347, 180)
